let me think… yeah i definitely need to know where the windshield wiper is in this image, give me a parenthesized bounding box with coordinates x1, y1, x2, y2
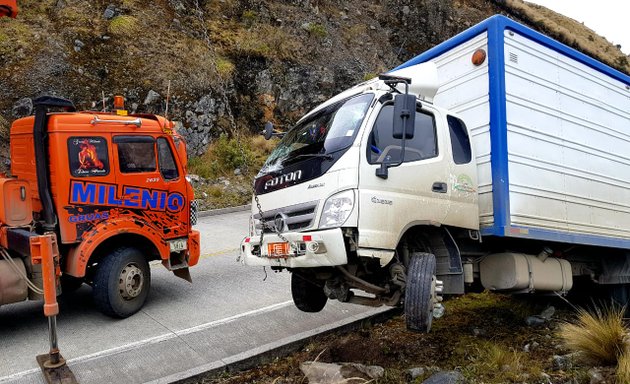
(291, 153, 334, 160)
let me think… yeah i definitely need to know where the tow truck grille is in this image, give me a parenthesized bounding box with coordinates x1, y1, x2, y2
(254, 201, 318, 234)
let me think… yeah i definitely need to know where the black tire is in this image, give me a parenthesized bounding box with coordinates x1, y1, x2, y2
(60, 275, 83, 294)
(405, 252, 437, 332)
(93, 247, 151, 318)
(291, 272, 327, 313)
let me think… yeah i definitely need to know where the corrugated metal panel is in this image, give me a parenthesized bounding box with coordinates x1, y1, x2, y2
(504, 30, 630, 240)
(430, 33, 494, 226)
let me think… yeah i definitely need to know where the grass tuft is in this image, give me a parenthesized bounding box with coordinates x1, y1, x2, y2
(108, 15, 139, 37)
(306, 23, 327, 38)
(558, 306, 628, 365)
(617, 350, 630, 384)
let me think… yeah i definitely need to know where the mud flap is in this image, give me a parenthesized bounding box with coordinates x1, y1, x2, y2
(173, 267, 192, 283)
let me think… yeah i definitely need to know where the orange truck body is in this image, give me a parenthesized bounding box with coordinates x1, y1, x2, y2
(0, 98, 200, 317)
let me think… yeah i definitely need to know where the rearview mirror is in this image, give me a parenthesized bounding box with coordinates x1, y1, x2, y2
(392, 94, 416, 140)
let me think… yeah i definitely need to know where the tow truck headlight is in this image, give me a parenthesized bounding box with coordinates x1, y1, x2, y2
(319, 190, 355, 229)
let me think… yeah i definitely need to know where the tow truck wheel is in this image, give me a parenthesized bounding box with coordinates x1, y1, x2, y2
(93, 247, 151, 318)
(291, 272, 327, 312)
(404, 252, 437, 333)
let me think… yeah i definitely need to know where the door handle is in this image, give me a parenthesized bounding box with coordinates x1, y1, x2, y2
(432, 182, 447, 193)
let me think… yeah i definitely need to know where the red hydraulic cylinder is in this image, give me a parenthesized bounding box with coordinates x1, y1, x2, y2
(31, 234, 78, 383)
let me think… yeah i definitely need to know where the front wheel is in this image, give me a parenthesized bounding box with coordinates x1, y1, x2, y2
(93, 247, 151, 318)
(405, 252, 437, 332)
(291, 272, 327, 313)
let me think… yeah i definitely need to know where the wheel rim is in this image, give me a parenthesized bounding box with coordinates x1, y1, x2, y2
(118, 263, 144, 300)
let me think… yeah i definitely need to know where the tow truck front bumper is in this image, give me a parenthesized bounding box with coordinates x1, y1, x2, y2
(240, 228, 348, 268)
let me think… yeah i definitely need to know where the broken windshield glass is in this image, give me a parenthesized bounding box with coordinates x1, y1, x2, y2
(260, 93, 374, 175)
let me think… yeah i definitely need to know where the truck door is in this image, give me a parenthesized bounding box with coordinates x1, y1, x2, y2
(113, 135, 189, 239)
(357, 103, 451, 250)
(442, 115, 478, 229)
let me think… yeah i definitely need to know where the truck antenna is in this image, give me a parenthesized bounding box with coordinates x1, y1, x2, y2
(102, 91, 106, 112)
(164, 80, 171, 120)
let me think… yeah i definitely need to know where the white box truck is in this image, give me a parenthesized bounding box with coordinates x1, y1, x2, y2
(240, 15, 630, 332)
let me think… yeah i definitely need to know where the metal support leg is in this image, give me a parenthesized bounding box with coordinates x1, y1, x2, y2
(31, 234, 77, 384)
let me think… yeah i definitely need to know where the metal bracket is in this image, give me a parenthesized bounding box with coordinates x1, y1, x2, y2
(91, 116, 142, 127)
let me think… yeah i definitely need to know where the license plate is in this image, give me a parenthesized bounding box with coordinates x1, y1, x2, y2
(267, 242, 290, 258)
(168, 238, 188, 252)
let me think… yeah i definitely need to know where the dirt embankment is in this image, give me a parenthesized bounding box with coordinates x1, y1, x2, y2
(0, 0, 627, 170)
(183, 293, 620, 384)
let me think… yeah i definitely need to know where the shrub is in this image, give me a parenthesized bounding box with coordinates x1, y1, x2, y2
(215, 57, 235, 79)
(307, 23, 327, 38)
(242, 10, 257, 27)
(558, 306, 628, 365)
(108, 15, 139, 37)
(188, 134, 260, 179)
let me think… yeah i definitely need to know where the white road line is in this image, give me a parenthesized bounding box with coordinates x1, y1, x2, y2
(0, 300, 293, 383)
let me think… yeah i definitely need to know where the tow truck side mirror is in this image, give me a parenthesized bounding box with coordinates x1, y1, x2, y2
(392, 94, 416, 139)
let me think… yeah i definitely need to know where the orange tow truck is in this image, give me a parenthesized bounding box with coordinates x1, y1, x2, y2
(2, 3, 199, 381)
(1, 96, 200, 381)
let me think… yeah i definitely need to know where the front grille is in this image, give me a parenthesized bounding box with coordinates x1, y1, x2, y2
(254, 201, 318, 234)
(190, 200, 198, 226)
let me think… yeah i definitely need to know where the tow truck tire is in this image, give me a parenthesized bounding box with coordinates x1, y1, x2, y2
(405, 252, 437, 333)
(291, 272, 327, 313)
(93, 247, 151, 318)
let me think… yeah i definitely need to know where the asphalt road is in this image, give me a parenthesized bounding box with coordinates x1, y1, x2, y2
(0, 209, 387, 384)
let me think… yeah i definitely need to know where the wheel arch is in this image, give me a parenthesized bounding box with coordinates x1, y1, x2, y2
(397, 224, 465, 295)
(65, 220, 168, 278)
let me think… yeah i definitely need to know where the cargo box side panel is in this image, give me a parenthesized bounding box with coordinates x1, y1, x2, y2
(431, 33, 494, 227)
(504, 30, 630, 242)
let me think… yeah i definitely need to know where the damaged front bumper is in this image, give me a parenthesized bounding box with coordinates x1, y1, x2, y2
(240, 228, 348, 268)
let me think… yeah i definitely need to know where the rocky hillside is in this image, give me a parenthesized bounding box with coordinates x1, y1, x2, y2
(0, 0, 628, 169)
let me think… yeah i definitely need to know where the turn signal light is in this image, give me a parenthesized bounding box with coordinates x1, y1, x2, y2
(472, 49, 487, 66)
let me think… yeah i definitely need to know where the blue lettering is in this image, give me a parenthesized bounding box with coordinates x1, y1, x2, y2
(167, 193, 184, 212)
(69, 181, 185, 213)
(107, 185, 122, 206)
(159, 193, 166, 210)
(123, 187, 140, 208)
(71, 182, 96, 204)
(97, 184, 106, 205)
(142, 190, 159, 210)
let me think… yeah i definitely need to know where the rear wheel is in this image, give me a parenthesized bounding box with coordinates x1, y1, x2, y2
(405, 252, 437, 332)
(291, 272, 327, 313)
(93, 247, 151, 318)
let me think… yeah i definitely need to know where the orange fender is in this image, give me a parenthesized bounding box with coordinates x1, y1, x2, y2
(65, 217, 169, 278)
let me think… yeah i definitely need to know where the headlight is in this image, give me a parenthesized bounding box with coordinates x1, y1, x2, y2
(319, 190, 355, 229)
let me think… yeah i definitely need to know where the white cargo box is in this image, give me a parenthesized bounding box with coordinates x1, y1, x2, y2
(395, 15, 630, 248)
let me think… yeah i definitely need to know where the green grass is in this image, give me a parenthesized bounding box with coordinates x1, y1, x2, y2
(108, 15, 139, 37)
(306, 23, 327, 38)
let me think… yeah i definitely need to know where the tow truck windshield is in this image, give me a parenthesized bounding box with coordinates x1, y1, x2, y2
(259, 93, 374, 174)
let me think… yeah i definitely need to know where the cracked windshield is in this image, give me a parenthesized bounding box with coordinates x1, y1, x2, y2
(259, 93, 374, 174)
